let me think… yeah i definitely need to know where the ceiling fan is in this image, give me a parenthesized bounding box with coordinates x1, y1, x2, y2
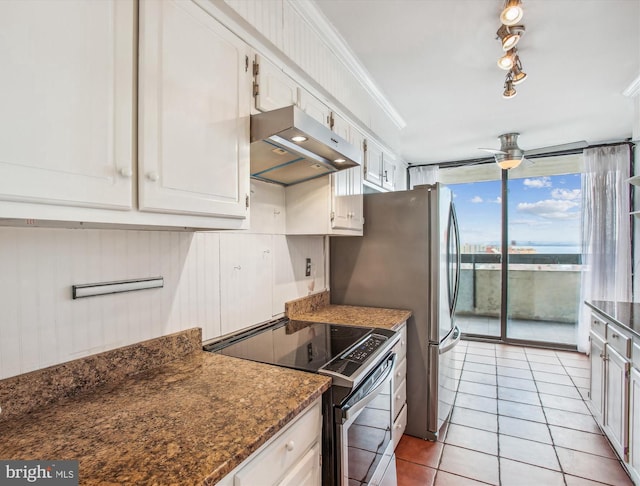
(479, 133, 588, 170)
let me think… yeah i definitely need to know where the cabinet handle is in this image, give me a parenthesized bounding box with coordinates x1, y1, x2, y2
(234, 265, 241, 270)
(119, 167, 133, 178)
(384, 170, 388, 182)
(147, 171, 160, 182)
(285, 440, 295, 452)
(611, 333, 619, 339)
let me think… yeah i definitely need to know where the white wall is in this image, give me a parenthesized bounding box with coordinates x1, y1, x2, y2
(0, 182, 325, 380)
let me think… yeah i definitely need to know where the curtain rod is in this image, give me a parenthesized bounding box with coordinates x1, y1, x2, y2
(407, 139, 635, 170)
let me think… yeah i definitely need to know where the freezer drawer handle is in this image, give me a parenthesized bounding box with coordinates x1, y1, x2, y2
(439, 326, 461, 355)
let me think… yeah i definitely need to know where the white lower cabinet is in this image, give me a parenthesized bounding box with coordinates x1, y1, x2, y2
(588, 309, 639, 480)
(604, 345, 630, 460)
(589, 331, 606, 424)
(217, 399, 322, 486)
(392, 322, 408, 448)
(629, 366, 640, 484)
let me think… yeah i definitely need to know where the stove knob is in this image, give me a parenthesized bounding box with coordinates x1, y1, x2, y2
(286, 440, 295, 452)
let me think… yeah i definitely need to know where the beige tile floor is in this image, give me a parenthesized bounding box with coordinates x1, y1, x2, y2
(395, 340, 634, 486)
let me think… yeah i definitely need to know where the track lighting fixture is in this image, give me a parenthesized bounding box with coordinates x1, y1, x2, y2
(496, 1, 527, 98)
(500, 0, 524, 26)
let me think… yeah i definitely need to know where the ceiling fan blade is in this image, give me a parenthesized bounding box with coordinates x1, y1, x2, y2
(524, 140, 588, 156)
(478, 148, 507, 155)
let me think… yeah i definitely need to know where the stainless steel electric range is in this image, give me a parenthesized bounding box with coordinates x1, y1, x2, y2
(203, 318, 400, 486)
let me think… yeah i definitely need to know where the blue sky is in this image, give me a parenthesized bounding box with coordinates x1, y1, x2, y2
(449, 174, 582, 247)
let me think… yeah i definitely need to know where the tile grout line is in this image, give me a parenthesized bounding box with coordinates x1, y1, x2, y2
(526, 347, 568, 485)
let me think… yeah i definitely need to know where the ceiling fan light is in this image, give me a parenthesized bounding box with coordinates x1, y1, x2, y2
(500, 0, 524, 26)
(495, 154, 523, 169)
(498, 48, 516, 70)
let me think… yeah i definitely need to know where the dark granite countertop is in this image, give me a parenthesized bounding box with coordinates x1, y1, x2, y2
(286, 291, 412, 332)
(586, 300, 640, 338)
(0, 334, 330, 485)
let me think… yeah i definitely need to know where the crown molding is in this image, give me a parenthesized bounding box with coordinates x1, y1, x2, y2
(290, 0, 407, 129)
(623, 73, 640, 97)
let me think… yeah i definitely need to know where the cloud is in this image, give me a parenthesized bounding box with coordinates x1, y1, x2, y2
(471, 196, 483, 203)
(523, 177, 552, 189)
(551, 188, 581, 201)
(491, 196, 502, 204)
(510, 219, 553, 227)
(517, 199, 579, 219)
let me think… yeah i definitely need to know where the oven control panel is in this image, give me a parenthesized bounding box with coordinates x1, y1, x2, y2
(323, 333, 392, 381)
(342, 335, 387, 364)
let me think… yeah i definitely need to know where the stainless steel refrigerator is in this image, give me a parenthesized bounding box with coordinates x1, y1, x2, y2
(330, 183, 462, 440)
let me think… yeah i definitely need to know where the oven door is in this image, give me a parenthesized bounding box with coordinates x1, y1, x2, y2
(335, 352, 396, 486)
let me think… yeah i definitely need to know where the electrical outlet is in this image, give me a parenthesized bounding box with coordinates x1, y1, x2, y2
(305, 258, 311, 277)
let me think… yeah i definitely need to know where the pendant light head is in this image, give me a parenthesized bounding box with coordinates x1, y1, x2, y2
(511, 57, 527, 85)
(497, 24, 525, 51)
(500, 0, 524, 26)
(498, 48, 517, 70)
(494, 133, 524, 169)
(502, 77, 517, 99)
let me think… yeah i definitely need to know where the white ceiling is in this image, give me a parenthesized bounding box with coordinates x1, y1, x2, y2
(313, 0, 640, 164)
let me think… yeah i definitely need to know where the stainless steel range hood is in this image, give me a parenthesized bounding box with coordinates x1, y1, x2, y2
(250, 105, 361, 186)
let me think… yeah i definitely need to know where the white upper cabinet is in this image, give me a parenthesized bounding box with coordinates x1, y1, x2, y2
(253, 55, 299, 113)
(382, 152, 397, 191)
(299, 90, 332, 127)
(139, 0, 251, 219)
(364, 139, 384, 187)
(286, 110, 363, 235)
(332, 126, 363, 232)
(0, 0, 135, 210)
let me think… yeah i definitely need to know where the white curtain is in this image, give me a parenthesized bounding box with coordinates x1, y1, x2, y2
(409, 165, 439, 188)
(578, 145, 632, 352)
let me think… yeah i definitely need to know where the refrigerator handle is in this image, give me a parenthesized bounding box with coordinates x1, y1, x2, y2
(449, 202, 462, 316)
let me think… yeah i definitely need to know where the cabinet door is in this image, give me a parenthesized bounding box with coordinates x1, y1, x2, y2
(629, 367, 640, 484)
(220, 234, 273, 335)
(254, 55, 299, 112)
(0, 0, 135, 210)
(331, 112, 351, 142)
(331, 170, 352, 230)
(589, 332, 606, 425)
(348, 130, 365, 230)
(139, 0, 251, 219)
(299, 90, 331, 126)
(278, 443, 321, 486)
(604, 345, 629, 460)
(365, 140, 384, 186)
(382, 152, 397, 191)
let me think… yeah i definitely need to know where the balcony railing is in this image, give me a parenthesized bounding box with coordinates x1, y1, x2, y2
(456, 253, 582, 324)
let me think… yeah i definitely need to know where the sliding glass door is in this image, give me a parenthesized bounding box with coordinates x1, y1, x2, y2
(440, 155, 583, 348)
(505, 159, 582, 346)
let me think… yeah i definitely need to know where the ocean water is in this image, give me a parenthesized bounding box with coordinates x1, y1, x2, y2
(520, 245, 581, 254)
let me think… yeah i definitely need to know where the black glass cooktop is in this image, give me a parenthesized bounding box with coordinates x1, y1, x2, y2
(204, 319, 395, 384)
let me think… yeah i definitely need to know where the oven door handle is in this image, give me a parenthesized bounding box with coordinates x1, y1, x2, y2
(339, 353, 396, 423)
